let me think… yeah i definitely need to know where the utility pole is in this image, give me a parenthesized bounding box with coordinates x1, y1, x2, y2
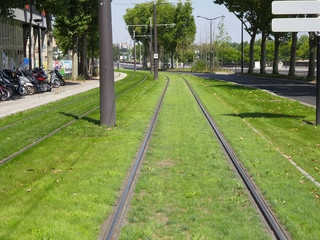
(241, 16, 244, 74)
(197, 15, 225, 73)
(317, 34, 320, 125)
(149, 17, 153, 74)
(133, 30, 136, 72)
(153, 1, 158, 80)
(98, 0, 116, 127)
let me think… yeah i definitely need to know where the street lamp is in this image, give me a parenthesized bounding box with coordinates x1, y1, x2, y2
(34, 18, 43, 68)
(197, 15, 225, 72)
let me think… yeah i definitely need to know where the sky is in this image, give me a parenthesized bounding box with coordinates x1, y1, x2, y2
(111, 0, 252, 47)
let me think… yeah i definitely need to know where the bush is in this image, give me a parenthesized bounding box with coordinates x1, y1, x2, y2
(191, 60, 207, 72)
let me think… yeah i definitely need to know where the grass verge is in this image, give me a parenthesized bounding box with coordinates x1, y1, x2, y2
(0, 71, 166, 239)
(120, 73, 271, 239)
(185, 74, 320, 239)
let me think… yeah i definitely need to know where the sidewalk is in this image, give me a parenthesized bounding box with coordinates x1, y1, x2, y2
(0, 72, 127, 119)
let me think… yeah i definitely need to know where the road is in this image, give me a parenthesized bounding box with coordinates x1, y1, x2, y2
(184, 72, 317, 107)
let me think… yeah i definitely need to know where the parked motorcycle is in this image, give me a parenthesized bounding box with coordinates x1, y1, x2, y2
(16, 69, 36, 95)
(50, 67, 65, 86)
(32, 68, 51, 92)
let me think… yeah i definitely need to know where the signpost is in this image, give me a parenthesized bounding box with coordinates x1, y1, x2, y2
(272, 0, 320, 125)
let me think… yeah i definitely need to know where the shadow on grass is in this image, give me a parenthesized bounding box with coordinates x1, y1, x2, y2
(208, 84, 253, 91)
(60, 112, 100, 125)
(225, 112, 305, 120)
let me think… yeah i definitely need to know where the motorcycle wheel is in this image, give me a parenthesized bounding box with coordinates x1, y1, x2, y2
(1, 88, 10, 101)
(47, 83, 52, 91)
(52, 79, 60, 88)
(6, 87, 14, 97)
(18, 86, 27, 95)
(60, 79, 66, 86)
(26, 86, 35, 95)
(40, 82, 47, 92)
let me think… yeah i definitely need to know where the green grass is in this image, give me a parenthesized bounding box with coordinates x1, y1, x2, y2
(0, 71, 148, 161)
(0, 71, 167, 239)
(120, 73, 271, 240)
(184, 74, 320, 239)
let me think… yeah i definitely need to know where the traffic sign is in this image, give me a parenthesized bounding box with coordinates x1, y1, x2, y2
(272, 1, 320, 15)
(272, 18, 320, 32)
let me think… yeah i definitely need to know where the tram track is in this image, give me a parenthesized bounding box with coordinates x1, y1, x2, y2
(100, 76, 169, 240)
(182, 76, 290, 240)
(0, 75, 147, 166)
(102, 74, 290, 239)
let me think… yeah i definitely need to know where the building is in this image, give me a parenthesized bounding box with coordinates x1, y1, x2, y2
(0, 5, 47, 70)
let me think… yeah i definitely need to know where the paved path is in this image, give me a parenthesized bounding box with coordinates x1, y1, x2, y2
(0, 72, 127, 119)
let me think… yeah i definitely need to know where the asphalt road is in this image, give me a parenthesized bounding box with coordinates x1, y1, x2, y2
(185, 72, 317, 107)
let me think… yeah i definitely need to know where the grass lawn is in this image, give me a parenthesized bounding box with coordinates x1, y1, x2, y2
(185, 74, 320, 239)
(120, 73, 271, 239)
(0, 71, 167, 239)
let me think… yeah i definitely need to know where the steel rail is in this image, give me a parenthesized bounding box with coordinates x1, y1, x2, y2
(0, 74, 136, 131)
(104, 76, 169, 240)
(0, 75, 147, 166)
(182, 76, 289, 240)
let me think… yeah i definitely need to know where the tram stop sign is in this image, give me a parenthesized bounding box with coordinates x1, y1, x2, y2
(272, 1, 320, 125)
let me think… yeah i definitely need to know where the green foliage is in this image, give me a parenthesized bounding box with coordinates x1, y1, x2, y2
(191, 59, 207, 72)
(123, 0, 196, 62)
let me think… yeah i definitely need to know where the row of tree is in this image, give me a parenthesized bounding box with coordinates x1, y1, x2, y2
(214, 0, 317, 78)
(123, 0, 196, 69)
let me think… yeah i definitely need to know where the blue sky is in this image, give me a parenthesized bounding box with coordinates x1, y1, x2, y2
(111, 0, 252, 46)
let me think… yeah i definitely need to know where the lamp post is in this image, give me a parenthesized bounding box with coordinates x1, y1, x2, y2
(34, 18, 43, 68)
(197, 15, 225, 72)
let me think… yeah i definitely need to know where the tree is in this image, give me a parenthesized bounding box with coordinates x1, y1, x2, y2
(214, 0, 261, 73)
(123, 0, 196, 69)
(54, 0, 97, 79)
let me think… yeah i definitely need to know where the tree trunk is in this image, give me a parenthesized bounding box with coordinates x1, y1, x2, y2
(308, 32, 316, 79)
(260, 32, 267, 74)
(46, 13, 53, 72)
(143, 42, 148, 68)
(248, 29, 257, 74)
(79, 32, 88, 78)
(289, 32, 297, 77)
(273, 33, 280, 74)
(71, 35, 79, 80)
(171, 50, 174, 69)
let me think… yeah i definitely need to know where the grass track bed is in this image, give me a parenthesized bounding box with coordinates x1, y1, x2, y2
(185, 74, 320, 239)
(120, 74, 271, 239)
(0, 71, 146, 161)
(0, 71, 166, 239)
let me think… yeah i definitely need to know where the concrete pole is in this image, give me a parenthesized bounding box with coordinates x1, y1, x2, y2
(38, 25, 42, 68)
(317, 34, 320, 125)
(150, 17, 153, 74)
(134, 30, 136, 72)
(153, 1, 158, 80)
(98, 0, 116, 127)
(241, 17, 244, 74)
(210, 20, 213, 72)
